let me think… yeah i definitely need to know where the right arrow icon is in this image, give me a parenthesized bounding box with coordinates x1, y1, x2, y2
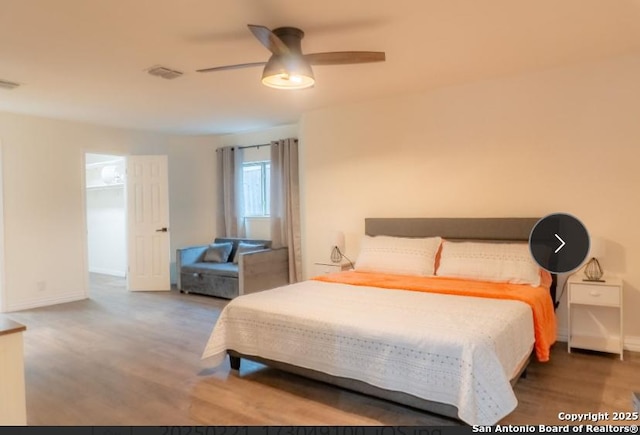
(554, 233, 566, 253)
(530, 213, 589, 273)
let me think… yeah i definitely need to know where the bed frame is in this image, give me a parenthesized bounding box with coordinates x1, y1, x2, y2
(228, 217, 556, 422)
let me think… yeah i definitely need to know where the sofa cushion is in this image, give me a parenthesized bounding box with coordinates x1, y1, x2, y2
(181, 262, 239, 278)
(203, 242, 233, 263)
(215, 238, 272, 262)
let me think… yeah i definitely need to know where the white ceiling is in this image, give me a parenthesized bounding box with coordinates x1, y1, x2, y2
(1, 0, 640, 135)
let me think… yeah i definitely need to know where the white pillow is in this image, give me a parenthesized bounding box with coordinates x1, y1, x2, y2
(436, 241, 541, 286)
(355, 235, 442, 276)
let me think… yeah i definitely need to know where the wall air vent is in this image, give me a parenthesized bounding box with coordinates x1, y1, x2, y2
(0, 79, 20, 90)
(146, 65, 183, 80)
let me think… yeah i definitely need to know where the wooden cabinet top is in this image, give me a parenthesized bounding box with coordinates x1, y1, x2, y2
(0, 317, 26, 336)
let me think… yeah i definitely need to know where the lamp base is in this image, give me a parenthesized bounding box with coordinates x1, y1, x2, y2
(583, 257, 604, 282)
(582, 278, 606, 283)
(330, 246, 343, 263)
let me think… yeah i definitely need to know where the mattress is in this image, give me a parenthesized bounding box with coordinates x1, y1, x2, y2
(202, 278, 538, 425)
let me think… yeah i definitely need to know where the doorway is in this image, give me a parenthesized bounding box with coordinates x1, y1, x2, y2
(85, 153, 126, 289)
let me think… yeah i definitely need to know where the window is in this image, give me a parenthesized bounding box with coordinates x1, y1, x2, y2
(242, 161, 270, 216)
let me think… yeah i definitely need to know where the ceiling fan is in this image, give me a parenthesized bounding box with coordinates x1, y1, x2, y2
(197, 24, 386, 90)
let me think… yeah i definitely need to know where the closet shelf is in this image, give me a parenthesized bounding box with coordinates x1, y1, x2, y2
(86, 158, 124, 168)
(86, 183, 124, 190)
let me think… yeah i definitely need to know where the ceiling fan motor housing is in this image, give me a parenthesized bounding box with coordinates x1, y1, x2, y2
(272, 27, 305, 54)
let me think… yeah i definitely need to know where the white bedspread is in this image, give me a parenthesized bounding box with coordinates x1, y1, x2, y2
(202, 280, 534, 425)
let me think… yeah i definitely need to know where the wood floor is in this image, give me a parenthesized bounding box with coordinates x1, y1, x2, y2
(6, 274, 639, 426)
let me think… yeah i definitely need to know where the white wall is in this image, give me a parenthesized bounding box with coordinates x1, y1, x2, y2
(300, 53, 640, 350)
(85, 154, 126, 277)
(86, 185, 126, 276)
(0, 111, 219, 311)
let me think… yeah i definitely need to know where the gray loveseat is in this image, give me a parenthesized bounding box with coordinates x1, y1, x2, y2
(176, 238, 289, 299)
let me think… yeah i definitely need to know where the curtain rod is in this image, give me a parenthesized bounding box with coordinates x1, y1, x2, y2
(238, 143, 271, 150)
(216, 139, 297, 152)
(216, 143, 270, 152)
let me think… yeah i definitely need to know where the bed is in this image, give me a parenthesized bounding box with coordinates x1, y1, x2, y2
(202, 217, 557, 425)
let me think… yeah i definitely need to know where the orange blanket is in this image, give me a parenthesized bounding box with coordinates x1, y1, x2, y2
(313, 271, 557, 362)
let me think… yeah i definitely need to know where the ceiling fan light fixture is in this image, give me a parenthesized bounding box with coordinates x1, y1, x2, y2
(261, 56, 315, 90)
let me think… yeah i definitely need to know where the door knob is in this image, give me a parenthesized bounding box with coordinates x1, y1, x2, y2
(155, 227, 168, 232)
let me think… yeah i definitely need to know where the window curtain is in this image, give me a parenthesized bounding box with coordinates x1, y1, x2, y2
(216, 146, 245, 237)
(270, 138, 302, 283)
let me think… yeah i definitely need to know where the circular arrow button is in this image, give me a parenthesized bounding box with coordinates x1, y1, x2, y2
(529, 213, 590, 273)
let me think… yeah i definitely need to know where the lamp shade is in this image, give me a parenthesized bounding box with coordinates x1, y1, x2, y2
(261, 55, 315, 90)
(588, 236, 606, 259)
(332, 231, 345, 252)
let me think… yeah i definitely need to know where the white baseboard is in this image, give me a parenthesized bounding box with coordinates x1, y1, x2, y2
(89, 267, 126, 277)
(6, 292, 87, 312)
(557, 328, 568, 343)
(624, 335, 640, 352)
(556, 327, 640, 352)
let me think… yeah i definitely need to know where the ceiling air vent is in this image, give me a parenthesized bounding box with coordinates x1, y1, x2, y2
(0, 79, 20, 90)
(146, 65, 183, 80)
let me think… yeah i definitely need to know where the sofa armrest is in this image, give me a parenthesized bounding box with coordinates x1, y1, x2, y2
(176, 245, 208, 290)
(238, 247, 289, 295)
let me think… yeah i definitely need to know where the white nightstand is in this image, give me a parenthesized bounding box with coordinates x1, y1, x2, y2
(313, 261, 352, 275)
(567, 275, 623, 360)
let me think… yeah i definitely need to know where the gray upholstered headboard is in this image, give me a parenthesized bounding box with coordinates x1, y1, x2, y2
(364, 217, 557, 307)
(365, 217, 539, 241)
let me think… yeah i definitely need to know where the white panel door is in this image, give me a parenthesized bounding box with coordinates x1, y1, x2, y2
(126, 155, 170, 291)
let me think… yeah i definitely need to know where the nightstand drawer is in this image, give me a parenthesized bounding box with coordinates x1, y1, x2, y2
(570, 283, 620, 306)
(313, 262, 351, 275)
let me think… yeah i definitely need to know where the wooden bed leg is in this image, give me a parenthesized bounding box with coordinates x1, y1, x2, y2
(229, 355, 241, 371)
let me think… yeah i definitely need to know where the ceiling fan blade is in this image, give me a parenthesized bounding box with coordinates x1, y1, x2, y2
(304, 51, 386, 66)
(248, 24, 290, 56)
(196, 62, 267, 73)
